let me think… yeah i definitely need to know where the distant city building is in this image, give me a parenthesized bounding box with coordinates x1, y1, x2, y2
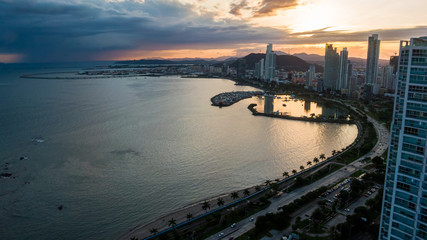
(255, 58, 265, 80)
(236, 59, 247, 79)
(380, 65, 395, 90)
(317, 78, 324, 92)
(264, 44, 276, 82)
(305, 64, 316, 89)
(324, 43, 339, 91)
(379, 36, 427, 240)
(365, 34, 381, 94)
(390, 55, 399, 74)
(338, 47, 349, 91)
(264, 95, 274, 114)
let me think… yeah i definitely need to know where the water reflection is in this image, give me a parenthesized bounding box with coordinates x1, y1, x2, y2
(254, 94, 347, 118)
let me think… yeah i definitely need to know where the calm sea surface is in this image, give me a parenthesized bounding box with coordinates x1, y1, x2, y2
(0, 63, 357, 239)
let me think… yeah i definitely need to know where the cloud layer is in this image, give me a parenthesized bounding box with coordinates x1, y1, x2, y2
(0, 0, 285, 61)
(1, 0, 426, 62)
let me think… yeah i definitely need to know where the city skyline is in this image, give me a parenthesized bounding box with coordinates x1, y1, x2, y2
(1, 0, 427, 63)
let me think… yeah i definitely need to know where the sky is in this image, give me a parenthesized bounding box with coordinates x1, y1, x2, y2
(1, 0, 427, 63)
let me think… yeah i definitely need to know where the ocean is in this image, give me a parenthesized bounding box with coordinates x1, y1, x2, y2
(0, 63, 357, 239)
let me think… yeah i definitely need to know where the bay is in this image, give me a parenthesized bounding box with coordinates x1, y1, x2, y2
(0, 64, 357, 239)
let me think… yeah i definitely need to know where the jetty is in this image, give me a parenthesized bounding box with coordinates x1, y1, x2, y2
(211, 91, 263, 107)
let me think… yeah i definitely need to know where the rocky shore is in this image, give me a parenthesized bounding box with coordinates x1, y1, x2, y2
(211, 91, 263, 107)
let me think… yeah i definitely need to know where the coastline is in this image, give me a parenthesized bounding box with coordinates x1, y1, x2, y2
(119, 185, 262, 240)
(119, 92, 361, 240)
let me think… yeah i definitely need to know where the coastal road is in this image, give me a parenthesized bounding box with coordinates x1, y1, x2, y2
(206, 107, 390, 240)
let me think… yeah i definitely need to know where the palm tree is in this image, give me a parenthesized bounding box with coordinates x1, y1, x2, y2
(307, 161, 312, 167)
(292, 169, 297, 175)
(231, 192, 239, 200)
(201, 201, 210, 212)
(149, 228, 158, 235)
(255, 185, 261, 191)
(243, 189, 250, 197)
(168, 218, 177, 228)
(217, 197, 224, 207)
(332, 150, 337, 156)
(300, 165, 305, 171)
(264, 179, 272, 186)
(282, 171, 289, 178)
(313, 157, 319, 164)
(320, 153, 326, 160)
(186, 213, 193, 221)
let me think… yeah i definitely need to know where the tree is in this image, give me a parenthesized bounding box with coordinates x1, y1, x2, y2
(186, 213, 193, 221)
(231, 192, 239, 200)
(264, 179, 272, 186)
(255, 185, 261, 191)
(300, 165, 305, 171)
(201, 201, 210, 212)
(282, 171, 289, 178)
(217, 197, 224, 207)
(338, 190, 350, 207)
(168, 218, 177, 228)
(320, 153, 326, 160)
(307, 161, 312, 167)
(310, 113, 316, 118)
(149, 228, 158, 235)
(292, 169, 297, 175)
(313, 157, 319, 164)
(332, 150, 337, 156)
(244, 189, 250, 197)
(311, 208, 325, 224)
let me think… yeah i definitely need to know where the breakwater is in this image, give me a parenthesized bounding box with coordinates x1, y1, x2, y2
(211, 91, 263, 107)
(248, 104, 355, 124)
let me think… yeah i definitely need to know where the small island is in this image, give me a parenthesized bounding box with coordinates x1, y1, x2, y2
(211, 91, 263, 107)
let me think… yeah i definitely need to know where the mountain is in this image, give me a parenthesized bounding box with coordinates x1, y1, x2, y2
(231, 53, 323, 72)
(293, 53, 390, 66)
(116, 59, 218, 65)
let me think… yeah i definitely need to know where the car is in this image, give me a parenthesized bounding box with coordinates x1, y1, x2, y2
(231, 223, 236, 228)
(228, 237, 234, 240)
(344, 208, 350, 212)
(218, 233, 224, 237)
(249, 217, 254, 222)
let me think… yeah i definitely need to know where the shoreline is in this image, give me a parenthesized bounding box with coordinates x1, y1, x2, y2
(118, 77, 362, 240)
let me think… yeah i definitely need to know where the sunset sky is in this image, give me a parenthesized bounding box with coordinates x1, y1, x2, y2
(1, 0, 427, 63)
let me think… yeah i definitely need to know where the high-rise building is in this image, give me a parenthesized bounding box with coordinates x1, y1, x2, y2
(366, 34, 381, 85)
(264, 44, 276, 82)
(380, 65, 395, 90)
(338, 48, 349, 91)
(236, 59, 247, 79)
(305, 64, 316, 89)
(379, 36, 427, 240)
(264, 95, 274, 114)
(324, 43, 339, 91)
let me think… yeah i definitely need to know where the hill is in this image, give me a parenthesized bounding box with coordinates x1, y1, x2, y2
(116, 59, 218, 65)
(293, 53, 390, 67)
(231, 53, 323, 72)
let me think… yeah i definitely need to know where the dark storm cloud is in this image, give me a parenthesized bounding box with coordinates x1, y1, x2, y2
(253, 0, 299, 17)
(229, 0, 248, 16)
(285, 26, 427, 44)
(0, 0, 286, 62)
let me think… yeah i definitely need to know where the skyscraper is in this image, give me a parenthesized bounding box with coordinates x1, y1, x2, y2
(380, 65, 395, 90)
(366, 34, 381, 85)
(264, 44, 276, 82)
(324, 43, 339, 91)
(338, 47, 349, 91)
(379, 36, 427, 240)
(305, 64, 316, 89)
